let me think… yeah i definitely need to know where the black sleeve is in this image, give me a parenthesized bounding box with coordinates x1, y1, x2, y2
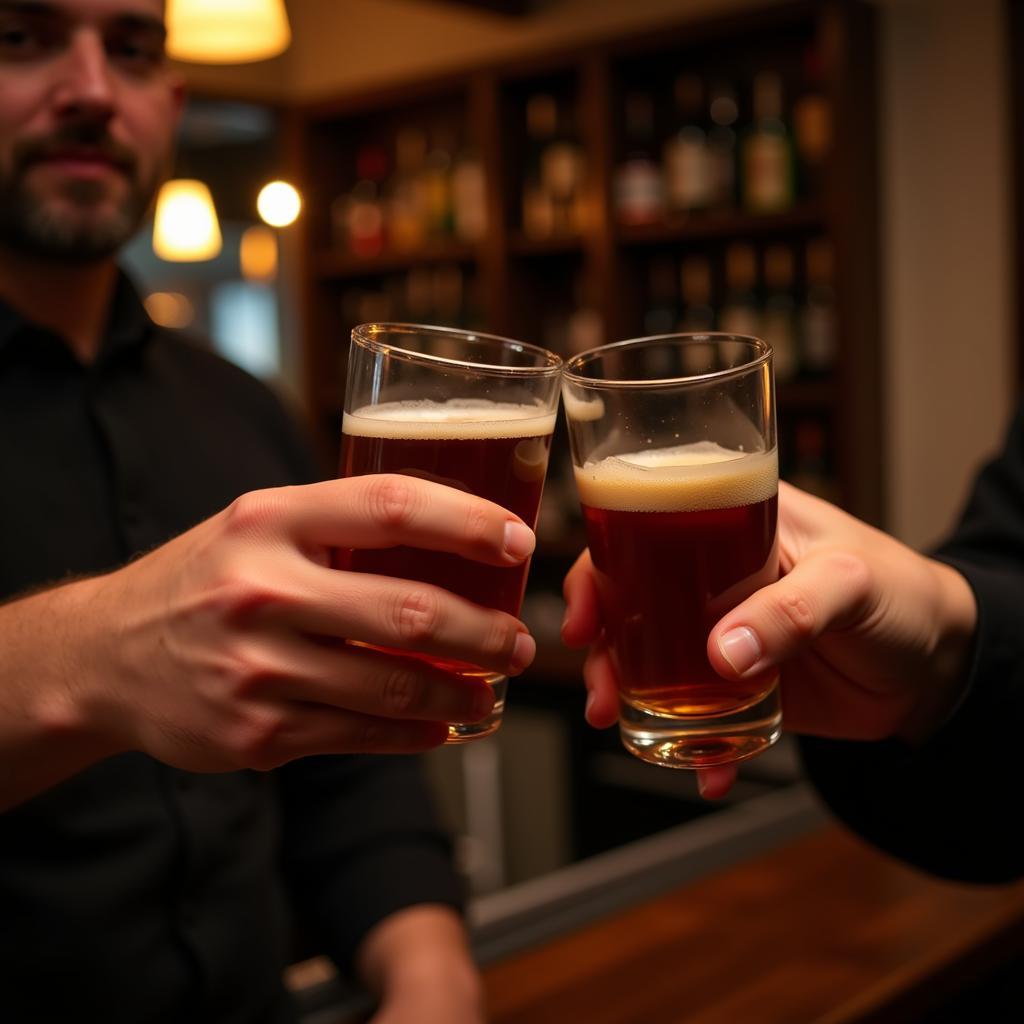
(799, 403, 1024, 883)
(276, 754, 464, 974)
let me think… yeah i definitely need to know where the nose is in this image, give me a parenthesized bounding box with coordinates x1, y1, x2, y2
(51, 28, 116, 123)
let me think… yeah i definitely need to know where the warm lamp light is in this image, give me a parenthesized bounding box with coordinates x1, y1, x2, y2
(166, 0, 291, 64)
(152, 179, 222, 262)
(240, 225, 278, 282)
(144, 291, 196, 329)
(257, 180, 301, 227)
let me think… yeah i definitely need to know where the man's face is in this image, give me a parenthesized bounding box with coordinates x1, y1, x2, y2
(0, 0, 182, 262)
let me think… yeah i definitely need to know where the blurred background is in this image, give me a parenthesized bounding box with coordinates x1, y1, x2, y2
(130, 0, 1016, 903)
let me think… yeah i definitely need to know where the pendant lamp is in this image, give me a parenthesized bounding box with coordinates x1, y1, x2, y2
(152, 179, 222, 262)
(166, 0, 291, 64)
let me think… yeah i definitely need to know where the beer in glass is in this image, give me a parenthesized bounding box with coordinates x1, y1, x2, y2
(337, 324, 562, 741)
(563, 335, 780, 767)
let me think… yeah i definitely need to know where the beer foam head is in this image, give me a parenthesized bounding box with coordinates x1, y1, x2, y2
(575, 442, 778, 512)
(343, 399, 556, 440)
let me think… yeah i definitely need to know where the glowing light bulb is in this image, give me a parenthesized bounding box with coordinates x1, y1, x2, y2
(257, 180, 302, 228)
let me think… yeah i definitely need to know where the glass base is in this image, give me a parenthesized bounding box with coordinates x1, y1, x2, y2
(446, 676, 507, 743)
(619, 685, 782, 768)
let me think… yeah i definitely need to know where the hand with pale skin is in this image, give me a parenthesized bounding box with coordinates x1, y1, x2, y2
(359, 906, 485, 1024)
(562, 482, 979, 798)
(0, 474, 537, 810)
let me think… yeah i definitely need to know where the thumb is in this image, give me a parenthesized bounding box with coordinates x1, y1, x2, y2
(707, 550, 873, 679)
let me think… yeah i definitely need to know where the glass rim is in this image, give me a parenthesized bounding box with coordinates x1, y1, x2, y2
(562, 333, 772, 389)
(351, 322, 564, 377)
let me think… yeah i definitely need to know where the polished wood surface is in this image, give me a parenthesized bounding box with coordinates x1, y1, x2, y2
(483, 825, 1024, 1023)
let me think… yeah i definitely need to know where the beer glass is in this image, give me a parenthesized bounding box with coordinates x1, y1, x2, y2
(337, 324, 562, 741)
(563, 334, 780, 768)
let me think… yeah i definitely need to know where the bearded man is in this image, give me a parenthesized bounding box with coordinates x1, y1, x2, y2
(0, 3, 539, 1021)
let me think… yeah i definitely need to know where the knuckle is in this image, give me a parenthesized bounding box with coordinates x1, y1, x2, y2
(462, 501, 492, 547)
(482, 615, 518, 660)
(381, 667, 422, 717)
(828, 550, 873, 605)
(775, 589, 816, 639)
(367, 475, 419, 532)
(391, 588, 443, 644)
(228, 708, 284, 767)
(352, 718, 384, 752)
(210, 570, 282, 625)
(223, 490, 279, 537)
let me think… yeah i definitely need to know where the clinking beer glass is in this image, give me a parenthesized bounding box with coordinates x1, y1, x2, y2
(563, 334, 780, 768)
(336, 323, 562, 741)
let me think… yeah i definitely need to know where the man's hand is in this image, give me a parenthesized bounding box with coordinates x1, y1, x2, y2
(1, 474, 538, 805)
(358, 905, 484, 1024)
(562, 482, 978, 798)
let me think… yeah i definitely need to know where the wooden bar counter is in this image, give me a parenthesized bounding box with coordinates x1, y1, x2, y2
(483, 825, 1024, 1023)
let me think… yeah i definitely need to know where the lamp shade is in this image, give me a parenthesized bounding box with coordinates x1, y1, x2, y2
(166, 0, 291, 64)
(152, 179, 222, 262)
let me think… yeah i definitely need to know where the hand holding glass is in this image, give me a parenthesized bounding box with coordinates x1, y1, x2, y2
(336, 324, 562, 741)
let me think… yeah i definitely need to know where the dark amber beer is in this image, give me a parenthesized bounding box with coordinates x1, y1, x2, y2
(577, 444, 779, 723)
(338, 399, 554, 627)
(337, 400, 555, 740)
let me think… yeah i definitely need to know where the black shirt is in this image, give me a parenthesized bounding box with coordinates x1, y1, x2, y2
(0, 274, 462, 1024)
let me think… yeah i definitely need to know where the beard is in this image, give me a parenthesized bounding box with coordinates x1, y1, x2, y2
(0, 123, 163, 264)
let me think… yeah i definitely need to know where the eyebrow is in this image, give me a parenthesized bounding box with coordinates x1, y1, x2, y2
(0, 2, 166, 38)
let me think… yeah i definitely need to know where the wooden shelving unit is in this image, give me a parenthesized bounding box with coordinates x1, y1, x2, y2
(292, 0, 882, 528)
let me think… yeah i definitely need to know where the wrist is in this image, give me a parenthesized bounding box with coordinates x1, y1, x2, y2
(358, 905, 478, 1000)
(30, 575, 125, 757)
(896, 560, 977, 745)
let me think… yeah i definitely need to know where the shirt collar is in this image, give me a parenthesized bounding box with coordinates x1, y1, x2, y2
(0, 268, 154, 364)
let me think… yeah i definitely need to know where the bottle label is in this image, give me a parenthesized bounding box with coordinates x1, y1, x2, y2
(744, 135, 792, 212)
(664, 135, 709, 210)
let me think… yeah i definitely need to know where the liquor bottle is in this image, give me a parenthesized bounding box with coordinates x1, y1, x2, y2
(451, 142, 487, 243)
(787, 418, 839, 503)
(792, 45, 831, 198)
(542, 98, 586, 235)
(741, 71, 795, 214)
(678, 254, 716, 374)
(522, 94, 558, 238)
(431, 263, 465, 327)
(387, 129, 428, 252)
(338, 143, 389, 257)
(422, 129, 455, 240)
(404, 267, 434, 322)
(567, 273, 603, 355)
(663, 73, 709, 214)
(615, 91, 666, 226)
(761, 243, 798, 382)
(706, 80, 739, 211)
(643, 257, 678, 336)
(801, 237, 837, 375)
(718, 242, 761, 337)
(678, 255, 715, 332)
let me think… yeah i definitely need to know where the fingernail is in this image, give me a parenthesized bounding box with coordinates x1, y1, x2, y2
(560, 608, 571, 638)
(509, 631, 536, 674)
(718, 626, 762, 676)
(697, 773, 708, 799)
(584, 689, 595, 718)
(503, 521, 536, 561)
